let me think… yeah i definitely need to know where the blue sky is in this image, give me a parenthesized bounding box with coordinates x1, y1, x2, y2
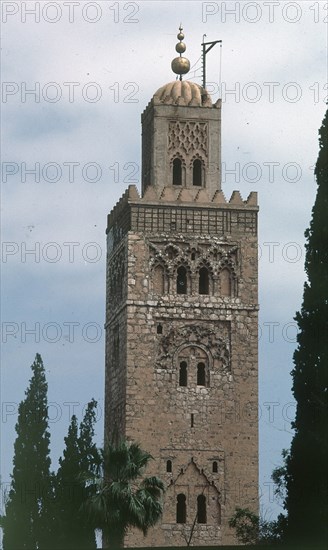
(1, 0, 327, 529)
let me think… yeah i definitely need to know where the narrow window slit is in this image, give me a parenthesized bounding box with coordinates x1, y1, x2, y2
(173, 158, 182, 185)
(177, 266, 187, 294)
(193, 159, 202, 186)
(197, 362, 206, 386)
(197, 494, 207, 524)
(176, 493, 186, 524)
(179, 362, 187, 386)
(199, 267, 209, 294)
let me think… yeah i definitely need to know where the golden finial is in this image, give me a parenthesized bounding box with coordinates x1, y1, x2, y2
(171, 24, 190, 81)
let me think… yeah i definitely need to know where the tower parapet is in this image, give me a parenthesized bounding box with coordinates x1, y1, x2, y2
(107, 185, 258, 257)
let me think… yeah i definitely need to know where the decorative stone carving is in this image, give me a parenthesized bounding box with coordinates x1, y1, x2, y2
(168, 120, 208, 158)
(149, 239, 239, 280)
(156, 323, 230, 371)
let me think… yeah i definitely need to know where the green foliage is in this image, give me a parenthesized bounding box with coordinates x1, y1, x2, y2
(229, 507, 285, 546)
(2, 354, 53, 549)
(284, 108, 328, 544)
(53, 400, 99, 549)
(1, 355, 100, 549)
(229, 507, 259, 545)
(271, 448, 288, 503)
(78, 399, 99, 476)
(84, 440, 165, 548)
(259, 514, 286, 545)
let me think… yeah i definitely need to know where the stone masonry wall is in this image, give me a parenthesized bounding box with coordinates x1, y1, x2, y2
(105, 189, 258, 547)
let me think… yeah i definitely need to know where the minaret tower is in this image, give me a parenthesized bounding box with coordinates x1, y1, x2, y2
(105, 28, 259, 547)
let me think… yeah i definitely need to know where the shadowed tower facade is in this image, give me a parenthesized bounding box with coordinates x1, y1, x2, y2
(105, 28, 259, 547)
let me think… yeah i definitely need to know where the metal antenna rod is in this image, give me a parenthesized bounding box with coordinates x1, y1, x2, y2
(201, 38, 222, 89)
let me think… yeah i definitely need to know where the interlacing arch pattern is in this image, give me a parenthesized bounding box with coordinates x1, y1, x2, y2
(196, 258, 214, 276)
(156, 323, 231, 374)
(170, 153, 186, 169)
(165, 243, 183, 260)
(149, 241, 238, 297)
(218, 258, 237, 278)
(190, 152, 206, 166)
(168, 120, 208, 158)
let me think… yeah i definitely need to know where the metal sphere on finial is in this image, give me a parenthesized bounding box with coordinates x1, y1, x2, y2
(171, 24, 190, 80)
(171, 57, 190, 76)
(176, 42, 186, 54)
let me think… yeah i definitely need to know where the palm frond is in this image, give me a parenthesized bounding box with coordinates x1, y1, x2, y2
(84, 440, 164, 540)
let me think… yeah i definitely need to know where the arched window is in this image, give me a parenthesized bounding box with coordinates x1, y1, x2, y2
(193, 159, 202, 186)
(157, 324, 163, 334)
(153, 264, 164, 294)
(197, 362, 206, 386)
(176, 493, 186, 524)
(221, 268, 232, 297)
(212, 461, 218, 473)
(173, 158, 182, 185)
(197, 494, 207, 523)
(166, 460, 172, 473)
(179, 361, 187, 387)
(199, 267, 209, 294)
(177, 266, 187, 294)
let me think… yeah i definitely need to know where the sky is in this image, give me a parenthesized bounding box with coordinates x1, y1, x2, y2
(1, 0, 327, 533)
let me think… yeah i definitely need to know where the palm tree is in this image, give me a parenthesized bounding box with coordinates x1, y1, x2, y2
(84, 440, 164, 548)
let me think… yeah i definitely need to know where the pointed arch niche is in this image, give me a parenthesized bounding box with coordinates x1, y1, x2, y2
(152, 263, 166, 294)
(176, 265, 190, 295)
(198, 265, 214, 295)
(220, 267, 236, 297)
(176, 493, 186, 523)
(171, 156, 186, 186)
(197, 494, 207, 523)
(162, 458, 223, 527)
(192, 158, 205, 186)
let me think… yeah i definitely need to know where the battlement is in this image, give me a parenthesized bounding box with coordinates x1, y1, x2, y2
(107, 185, 257, 229)
(106, 185, 258, 255)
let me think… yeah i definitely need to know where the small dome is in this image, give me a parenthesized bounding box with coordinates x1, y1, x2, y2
(153, 80, 212, 107)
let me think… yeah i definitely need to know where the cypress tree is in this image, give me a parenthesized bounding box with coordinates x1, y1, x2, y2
(54, 400, 98, 549)
(77, 399, 99, 548)
(78, 399, 99, 480)
(2, 354, 52, 549)
(285, 108, 328, 544)
(54, 416, 83, 549)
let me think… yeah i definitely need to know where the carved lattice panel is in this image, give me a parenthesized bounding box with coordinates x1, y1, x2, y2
(168, 121, 208, 158)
